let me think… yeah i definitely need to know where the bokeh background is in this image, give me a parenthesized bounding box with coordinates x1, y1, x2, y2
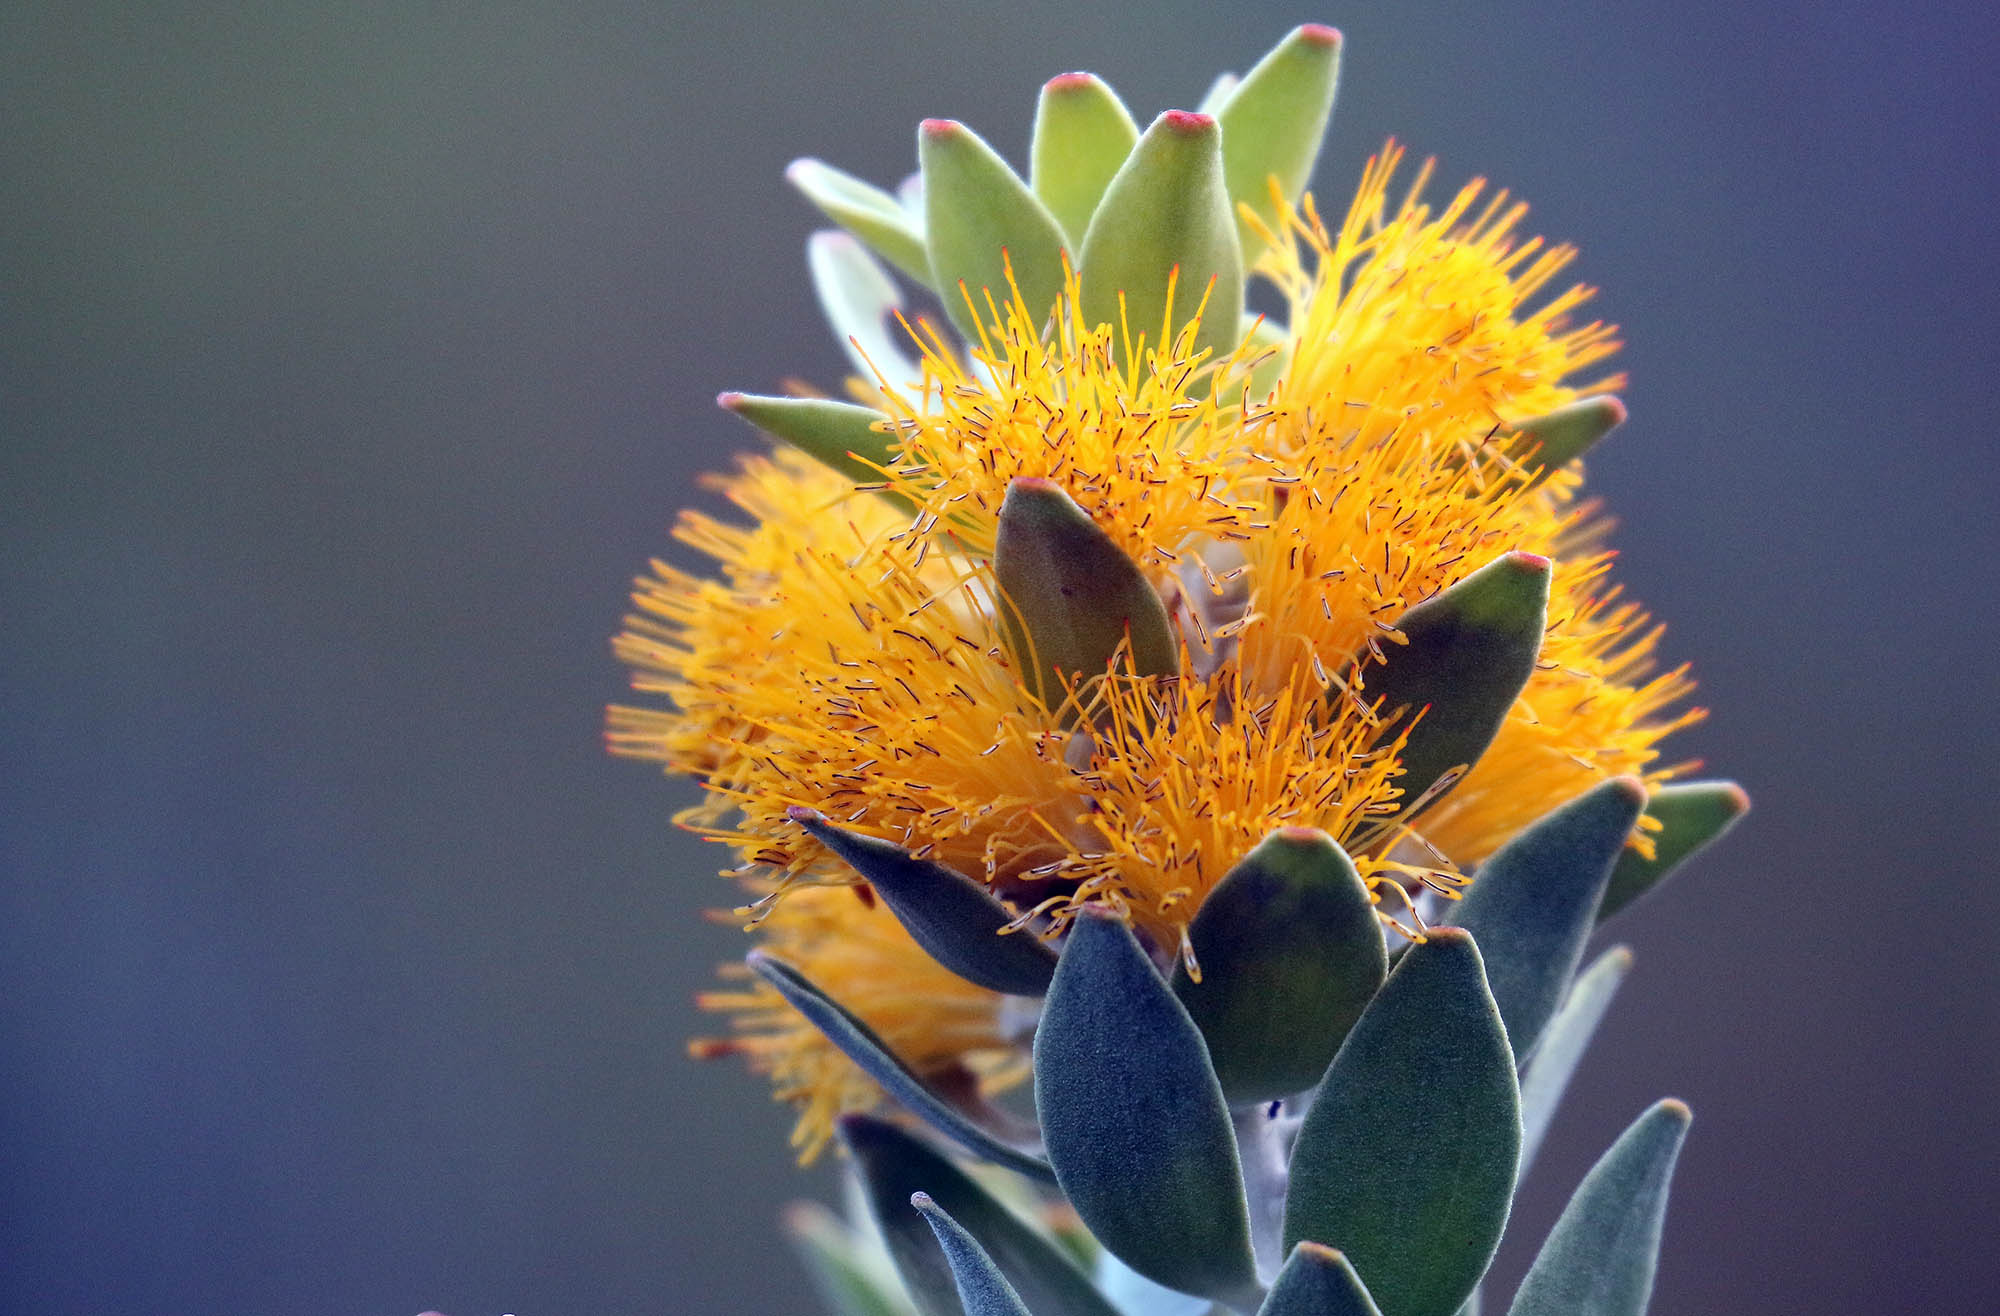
(5, 1, 1995, 1312)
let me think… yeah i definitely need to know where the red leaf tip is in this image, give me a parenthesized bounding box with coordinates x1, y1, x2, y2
(1160, 109, 1214, 134)
(1298, 23, 1343, 46)
(1045, 71, 1097, 92)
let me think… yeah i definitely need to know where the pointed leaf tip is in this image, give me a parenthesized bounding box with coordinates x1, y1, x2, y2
(1173, 827, 1386, 1104)
(792, 811, 1057, 997)
(994, 478, 1177, 713)
(746, 951, 1054, 1181)
(1455, 778, 1647, 1064)
(1509, 1100, 1692, 1316)
(786, 157, 934, 289)
(1077, 107, 1243, 364)
(1360, 551, 1550, 821)
(1284, 926, 1519, 1316)
(1260, 1243, 1384, 1316)
(1032, 72, 1141, 245)
(1504, 395, 1627, 485)
(910, 1194, 1034, 1316)
(1034, 908, 1260, 1306)
(920, 118, 1069, 343)
(719, 392, 900, 491)
(1217, 24, 1344, 262)
(1599, 779, 1750, 922)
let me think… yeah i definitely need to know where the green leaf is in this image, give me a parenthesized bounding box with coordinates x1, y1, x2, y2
(1077, 110, 1243, 364)
(919, 119, 1070, 342)
(1519, 946, 1633, 1177)
(746, 951, 1054, 1182)
(718, 392, 899, 489)
(841, 1116, 1120, 1316)
(994, 477, 1177, 713)
(911, 1194, 1034, 1316)
(1171, 828, 1386, 1105)
(1358, 550, 1551, 823)
(1030, 73, 1141, 247)
(791, 807, 1057, 997)
(1258, 1244, 1384, 1316)
(1284, 928, 1520, 1316)
(1501, 395, 1626, 487)
(784, 1199, 921, 1316)
(1452, 778, 1647, 1063)
(1215, 24, 1343, 262)
(1508, 1101, 1692, 1316)
(807, 230, 921, 385)
(788, 158, 935, 289)
(1033, 909, 1262, 1309)
(1599, 781, 1750, 923)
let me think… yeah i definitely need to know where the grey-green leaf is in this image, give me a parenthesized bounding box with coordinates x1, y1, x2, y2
(1283, 927, 1520, 1316)
(1599, 781, 1750, 923)
(1030, 73, 1141, 247)
(920, 119, 1070, 342)
(841, 1116, 1120, 1316)
(1519, 946, 1633, 1177)
(994, 477, 1177, 713)
(1508, 1101, 1692, 1316)
(1077, 110, 1243, 364)
(1502, 395, 1626, 487)
(1359, 550, 1551, 823)
(1452, 778, 1647, 1063)
(1216, 24, 1343, 262)
(1034, 909, 1261, 1308)
(746, 951, 1054, 1182)
(719, 392, 899, 489)
(785, 1199, 921, 1316)
(1171, 827, 1386, 1105)
(1258, 1244, 1384, 1316)
(791, 807, 1057, 997)
(808, 230, 922, 385)
(911, 1194, 1034, 1316)
(788, 157, 936, 289)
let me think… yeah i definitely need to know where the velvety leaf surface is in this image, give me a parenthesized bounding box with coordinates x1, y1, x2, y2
(1077, 110, 1242, 364)
(912, 1194, 1034, 1316)
(1283, 928, 1520, 1316)
(1501, 395, 1626, 488)
(1357, 551, 1549, 822)
(1034, 909, 1260, 1308)
(793, 808, 1057, 997)
(1598, 781, 1749, 923)
(1171, 828, 1385, 1105)
(920, 119, 1068, 342)
(1452, 778, 1646, 1062)
(1030, 73, 1140, 247)
(718, 392, 897, 490)
(747, 951, 1054, 1181)
(1508, 1101, 1692, 1316)
(788, 157, 935, 287)
(1257, 1244, 1383, 1316)
(1215, 24, 1342, 260)
(994, 477, 1177, 713)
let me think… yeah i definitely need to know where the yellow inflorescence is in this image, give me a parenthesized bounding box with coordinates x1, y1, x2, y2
(612, 146, 1698, 1157)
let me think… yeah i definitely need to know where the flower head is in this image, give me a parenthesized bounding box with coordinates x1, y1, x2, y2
(612, 54, 1702, 1157)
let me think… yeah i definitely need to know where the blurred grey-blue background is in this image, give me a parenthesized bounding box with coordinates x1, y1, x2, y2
(4, 2, 1995, 1312)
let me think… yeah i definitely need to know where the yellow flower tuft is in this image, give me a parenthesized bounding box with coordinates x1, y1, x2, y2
(611, 146, 1698, 1155)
